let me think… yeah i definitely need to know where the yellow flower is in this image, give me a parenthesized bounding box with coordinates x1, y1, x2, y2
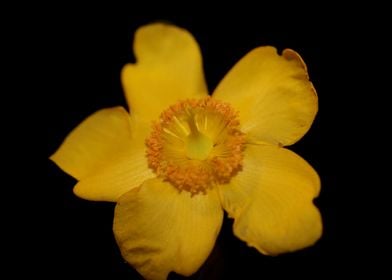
(51, 23, 321, 280)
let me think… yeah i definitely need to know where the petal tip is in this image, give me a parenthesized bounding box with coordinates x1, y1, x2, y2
(72, 181, 117, 202)
(48, 152, 56, 163)
(72, 182, 91, 201)
(282, 49, 319, 99)
(134, 22, 194, 56)
(252, 45, 278, 55)
(282, 48, 308, 72)
(49, 149, 80, 180)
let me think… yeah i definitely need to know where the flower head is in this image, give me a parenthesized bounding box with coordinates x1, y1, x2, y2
(51, 23, 321, 280)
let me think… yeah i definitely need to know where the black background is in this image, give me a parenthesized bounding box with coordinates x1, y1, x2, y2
(46, 11, 337, 279)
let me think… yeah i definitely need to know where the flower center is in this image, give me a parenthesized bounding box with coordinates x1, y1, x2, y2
(146, 97, 245, 195)
(185, 118, 213, 160)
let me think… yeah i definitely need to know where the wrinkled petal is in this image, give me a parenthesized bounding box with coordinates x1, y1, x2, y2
(218, 144, 321, 255)
(114, 179, 223, 280)
(50, 107, 154, 201)
(122, 23, 208, 121)
(213, 47, 317, 146)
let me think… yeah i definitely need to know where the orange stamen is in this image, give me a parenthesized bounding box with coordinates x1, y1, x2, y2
(146, 97, 245, 195)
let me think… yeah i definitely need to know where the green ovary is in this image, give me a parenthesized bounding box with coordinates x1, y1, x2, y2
(185, 132, 213, 160)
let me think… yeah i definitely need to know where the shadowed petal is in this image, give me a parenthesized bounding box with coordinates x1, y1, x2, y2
(219, 144, 321, 255)
(114, 179, 223, 279)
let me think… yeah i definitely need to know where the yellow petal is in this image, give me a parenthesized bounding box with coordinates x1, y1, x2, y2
(122, 23, 208, 121)
(219, 144, 321, 255)
(50, 107, 154, 202)
(213, 47, 317, 146)
(114, 179, 223, 280)
(50, 107, 132, 180)
(73, 148, 154, 202)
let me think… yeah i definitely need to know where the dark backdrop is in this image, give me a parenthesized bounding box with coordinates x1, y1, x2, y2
(46, 11, 336, 279)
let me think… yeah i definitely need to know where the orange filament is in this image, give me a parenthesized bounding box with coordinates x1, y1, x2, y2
(146, 97, 245, 195)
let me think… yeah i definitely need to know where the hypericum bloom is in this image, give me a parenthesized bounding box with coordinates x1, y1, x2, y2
(51, 23, 322, 280)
